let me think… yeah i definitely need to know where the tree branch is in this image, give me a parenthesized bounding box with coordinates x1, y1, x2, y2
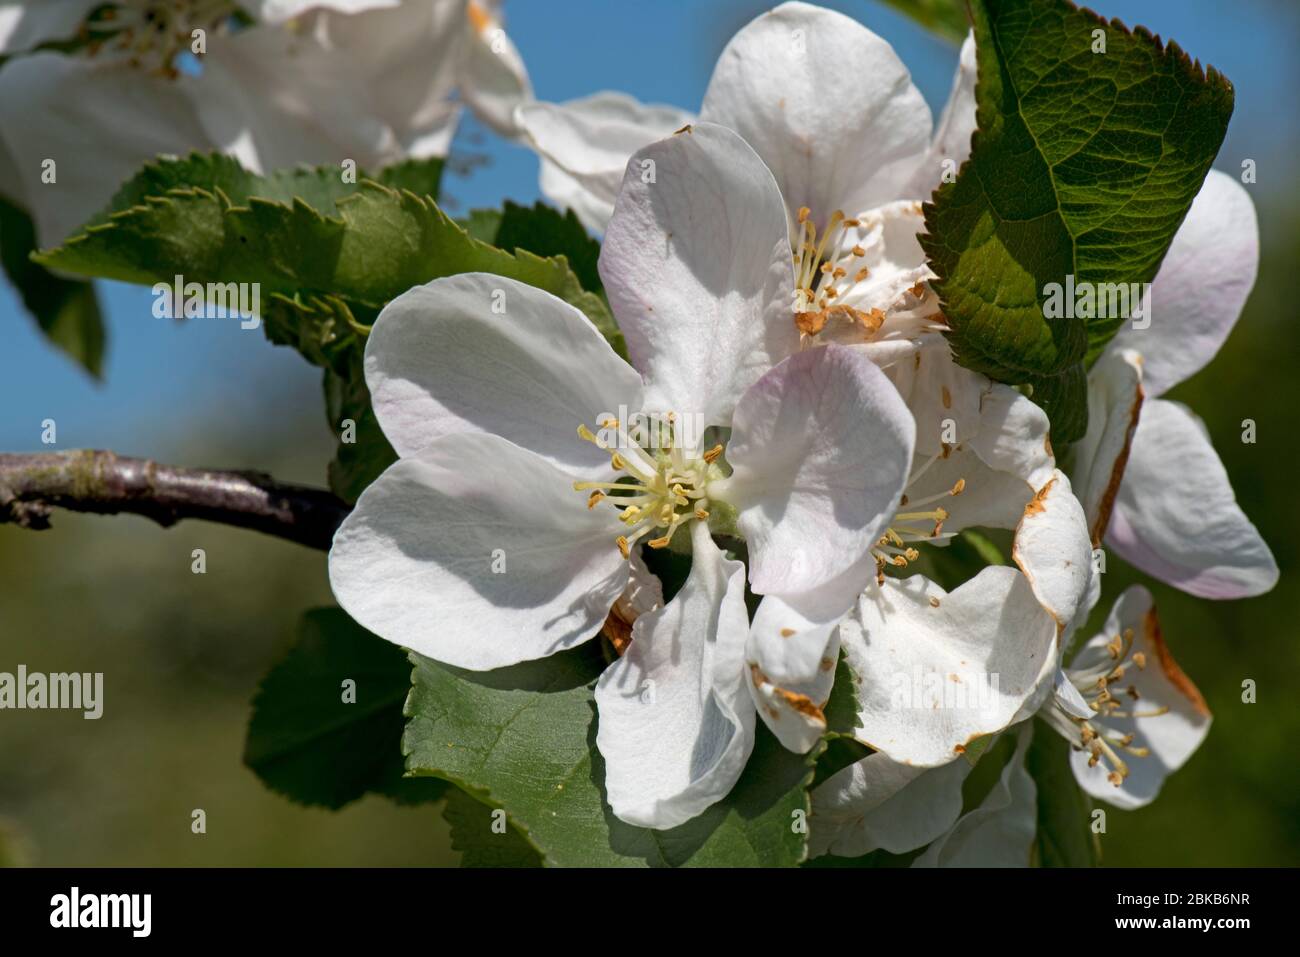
(0, 450, 351, 550)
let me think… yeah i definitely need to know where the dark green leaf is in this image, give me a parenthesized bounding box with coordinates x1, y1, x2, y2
(0, 196, 105, 377)
(244, 607, 448, 810)
(442, 789, 544, 867)
(923, 0, 1234, 442)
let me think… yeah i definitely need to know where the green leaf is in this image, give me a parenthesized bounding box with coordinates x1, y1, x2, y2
(880, 0, 969, 44)
(0, 196, 105, 378)
(244, 608, 448, 810)
(404, 644, 815, 867)
(922, 0, 1234, 442)
(442, 788, 544, 868)
(1025, 718, 1098, 866)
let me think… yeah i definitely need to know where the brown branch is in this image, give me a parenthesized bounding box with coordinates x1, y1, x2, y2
(0, 450, 351, 551)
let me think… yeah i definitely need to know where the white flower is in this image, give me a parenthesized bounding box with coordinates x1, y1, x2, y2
(0, 0, 530, 246)
(517, 1, 975, 245)
(1070, 170, 1277, 599)
(328, 123, 917, 829)
(811, 580, 1210, 862)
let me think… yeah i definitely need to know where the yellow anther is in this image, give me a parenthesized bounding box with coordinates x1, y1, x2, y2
(797, 206, 810, 223)
(577, 423, 598, 443)
(587, 490, 605, 509)
(851, 244, 866, 257)
(694, 508, 710, 521)
(610, 452, 627, 471)
(950, 478, 966, 496)
(616, 536, 631, 559)
(703, 444, 724, 464)
(648, 535, 672, 549)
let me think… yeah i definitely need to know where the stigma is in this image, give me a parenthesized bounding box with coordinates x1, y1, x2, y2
(791, 206, 880, 337)
(872, 449, 966, 582)
(573, 414, 723, 557)
(1046, 627, 1169, 787)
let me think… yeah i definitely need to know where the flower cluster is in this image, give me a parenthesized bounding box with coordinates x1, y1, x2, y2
(319, 1, 1275, 862)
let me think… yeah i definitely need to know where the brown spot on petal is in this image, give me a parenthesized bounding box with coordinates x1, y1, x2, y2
(601, 605, 634, 656)
(1022, 476, 1057, 517)
(941, 385, 952, 409)
(674, 123, 693, 135)
(780, 628, 796, 638)
(1144, 606, 1211, 718)
(1090, 379, 1145, 547)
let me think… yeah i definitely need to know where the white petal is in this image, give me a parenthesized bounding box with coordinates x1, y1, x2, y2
(0, 0, 99, 53)
(1107, 170, 1259, 397)
(0, 54, 211, 246)
(193, 4, 463, 172)
(595, 523, 755, 829)
(518, 92, 693, 233)
(459, 0, 532, 138)
(700, 1, 931, 231)
(840, 569, 1057, 766)
(810, 752, 970, 858)
(1072, 348, 1144, 544)
(912, 724, 1037, 867)
(598, 122, 797, 425)
(970, 383, 1056, 493)
(1106, 398, 1278, 599)
(365, 274, 643, 471)
(1067, 587, 1211, 809)
(238, 1, 399, 21)
(726, 345, 915, 596)
(1012, 470, 1095, 638)
(746, 625, 839, 753)
(328, 432, 628, 670)
(885, 324, 984, 458)
(902, 31, 977, 198)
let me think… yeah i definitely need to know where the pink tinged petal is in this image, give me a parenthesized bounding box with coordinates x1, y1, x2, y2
(902, 31, 977, 199)
(1107, 170, 1259, 398)
(0, 54, 211, 247)
(810, 752, 970, 858)
(0, 0, 100, 54)
(365, 274, 643, 471)
(518, 92, 694, 233)
(746, 623, 839, 754)
(1012, 469, 1095, 639)
(458, 0, 532, 138)
(595, 523, 755, 829)
(699, 1, 931, 232)
(598, 121, 797, 426)
(328, 432, 628, 671)
(1106, 399, 1278, 599)
(1067, 587, 1211, 809)
(726, 344, 915, 596)
(840, 570, 1057, 767)
(912, 723, 1037, 867)
(1072, 348, 1144, 545)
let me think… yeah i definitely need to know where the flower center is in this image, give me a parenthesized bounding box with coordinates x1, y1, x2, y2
(573, 414, 723, 557)
(791, 206, 883, 338)
(1049, 628, 1169, 787)
(83, 1, 235, 77)
(872, 447, 966, 582)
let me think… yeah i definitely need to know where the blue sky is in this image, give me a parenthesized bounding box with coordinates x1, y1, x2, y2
(2, 0, 1295, 463)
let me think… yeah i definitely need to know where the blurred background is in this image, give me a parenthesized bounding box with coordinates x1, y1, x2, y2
(1, 0, 1296, 866)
